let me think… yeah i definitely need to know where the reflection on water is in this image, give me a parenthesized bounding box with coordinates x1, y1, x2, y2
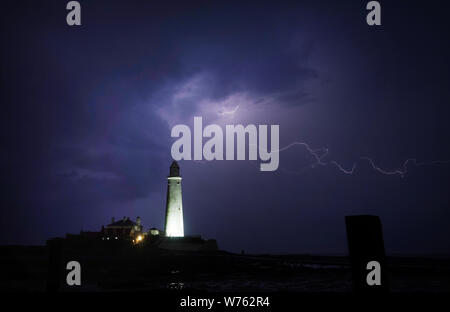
(167, 282, 185, 290)
(167, 268, 184, 289)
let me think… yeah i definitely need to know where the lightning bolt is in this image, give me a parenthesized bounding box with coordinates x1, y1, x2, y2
(218, 105, 240, 116)
(279, 141, 450, 177)
(191, 140, 449, 177)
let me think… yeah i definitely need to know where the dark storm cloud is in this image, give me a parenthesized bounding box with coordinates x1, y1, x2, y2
(174, 28, 320, 107)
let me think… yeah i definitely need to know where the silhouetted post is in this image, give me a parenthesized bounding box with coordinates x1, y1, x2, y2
(46, 238, 64, 292)
(345, 215, 389, 293)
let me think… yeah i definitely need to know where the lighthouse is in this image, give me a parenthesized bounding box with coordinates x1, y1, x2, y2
(164, 161, 184, 237)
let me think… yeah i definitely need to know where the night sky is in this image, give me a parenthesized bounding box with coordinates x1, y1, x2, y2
(1, 0, 450, 255)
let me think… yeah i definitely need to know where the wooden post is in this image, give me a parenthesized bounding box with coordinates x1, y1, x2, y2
(46, 238, 64, 292)
(345, 215, 389, 293)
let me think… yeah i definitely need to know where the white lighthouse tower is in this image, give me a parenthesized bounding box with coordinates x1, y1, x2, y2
(164, 161, 184, 237)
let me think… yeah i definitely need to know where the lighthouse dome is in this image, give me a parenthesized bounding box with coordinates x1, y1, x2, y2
(169, 161, 180, 177)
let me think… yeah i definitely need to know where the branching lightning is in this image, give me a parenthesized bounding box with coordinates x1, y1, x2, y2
(191, 137, 449, 177)
(279, 141, 450, 177)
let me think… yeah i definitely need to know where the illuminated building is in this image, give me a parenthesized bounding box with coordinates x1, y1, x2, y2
(164, 161, 184, 237)
(102, 216, 143, 241)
